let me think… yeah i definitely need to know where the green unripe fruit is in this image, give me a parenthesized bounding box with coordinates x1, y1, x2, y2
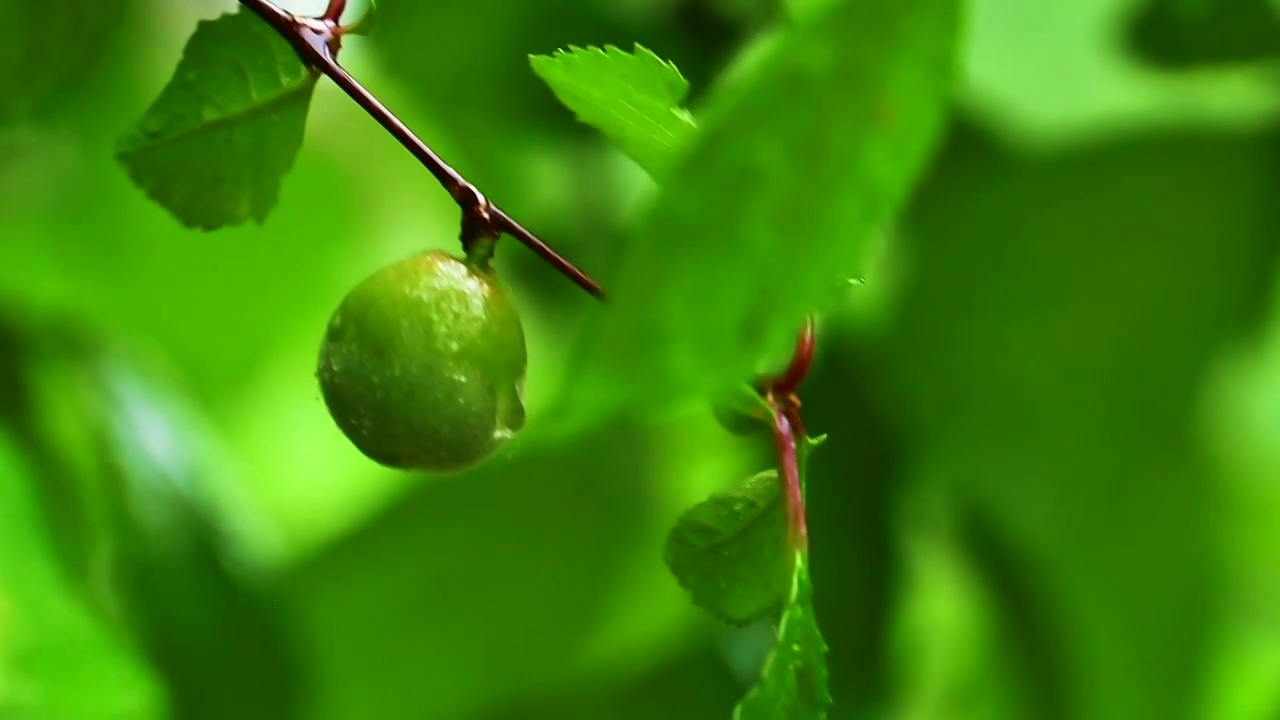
(317, 249, 527, 472)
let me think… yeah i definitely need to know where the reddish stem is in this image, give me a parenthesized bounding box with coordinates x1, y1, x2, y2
(238, 0, 605, 300)
(761, 317, 817, 554)
(769, 396, 809, 552)
(784, 404, 807, 447)
(322, 0, 347, 22)
(771, 316, 815, 396)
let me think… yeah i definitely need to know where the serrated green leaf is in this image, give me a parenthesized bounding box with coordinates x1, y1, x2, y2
(556, 0, 961, 429)
(531, 44, 697, 179)
(664, 470, 791, 624)
(734, 551, 831, 720)
(116, 10, 318, 230)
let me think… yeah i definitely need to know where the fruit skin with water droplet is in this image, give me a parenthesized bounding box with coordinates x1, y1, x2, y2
(317, 249, 527, 472)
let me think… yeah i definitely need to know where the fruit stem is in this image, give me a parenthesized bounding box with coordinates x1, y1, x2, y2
(237, 0, 606, 301)
(464, 233, 498, 270)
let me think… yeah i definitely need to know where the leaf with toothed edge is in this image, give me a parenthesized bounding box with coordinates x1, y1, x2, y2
(734, 550, 831, 720)
(116, 10, 318, 230)
(530, 44, 697, 180)
(554, 0, 961, 432)
(734, 429, 831, 718)
(664, 470, 791, 625)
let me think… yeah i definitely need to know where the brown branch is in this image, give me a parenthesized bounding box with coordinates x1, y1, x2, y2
(238, 0, 605, 300)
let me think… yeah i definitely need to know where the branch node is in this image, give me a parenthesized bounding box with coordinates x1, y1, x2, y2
(236, 0, 603, 300)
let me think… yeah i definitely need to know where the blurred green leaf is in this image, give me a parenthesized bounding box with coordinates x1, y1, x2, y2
(888, 126, 1280, 720)
(711, 382, 774, 436)
(784, 0, 842, 22)
(1197, 265, 1280, 720)
(287, 421, 683, 720)
(734, 550, 831, 720)
(0, 428, 164, 720)
(1127, 0, 1280, 68)
(960, 0, 1280, 149)
(0, 316, 302, 720)
(345, 0, 379, 36)
(557, 0, 961, 428)
(531, 44, 697, 179)
(90, 352, 303, 720)
(0, 0, 123, 124)
(484, 643, 746, 720)
(707, 0, 783, 30)
(116, 10, 318, 230)
(884, 484, 1059, 720)
(664, 470, 790, 624)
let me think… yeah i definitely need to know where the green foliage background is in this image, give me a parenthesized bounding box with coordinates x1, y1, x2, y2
(2, 0, 1280, 718)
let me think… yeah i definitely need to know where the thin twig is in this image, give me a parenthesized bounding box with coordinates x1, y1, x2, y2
(763, 317, 818, 552)
(769, 398, 809, 552)
(322, 0, 347, 23)
(239, 0, 605, 300)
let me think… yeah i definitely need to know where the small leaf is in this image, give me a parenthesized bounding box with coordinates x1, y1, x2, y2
(734, 551, 831, 720)
(556, 0, 962, 428)
(116, 10, 318, 230)
(664, 470, 791, 624)
(711, 382, 773, 436)
(531, 44, 697, 179)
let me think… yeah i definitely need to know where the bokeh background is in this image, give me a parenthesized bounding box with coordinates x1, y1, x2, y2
(2, 0, 1280, 718)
